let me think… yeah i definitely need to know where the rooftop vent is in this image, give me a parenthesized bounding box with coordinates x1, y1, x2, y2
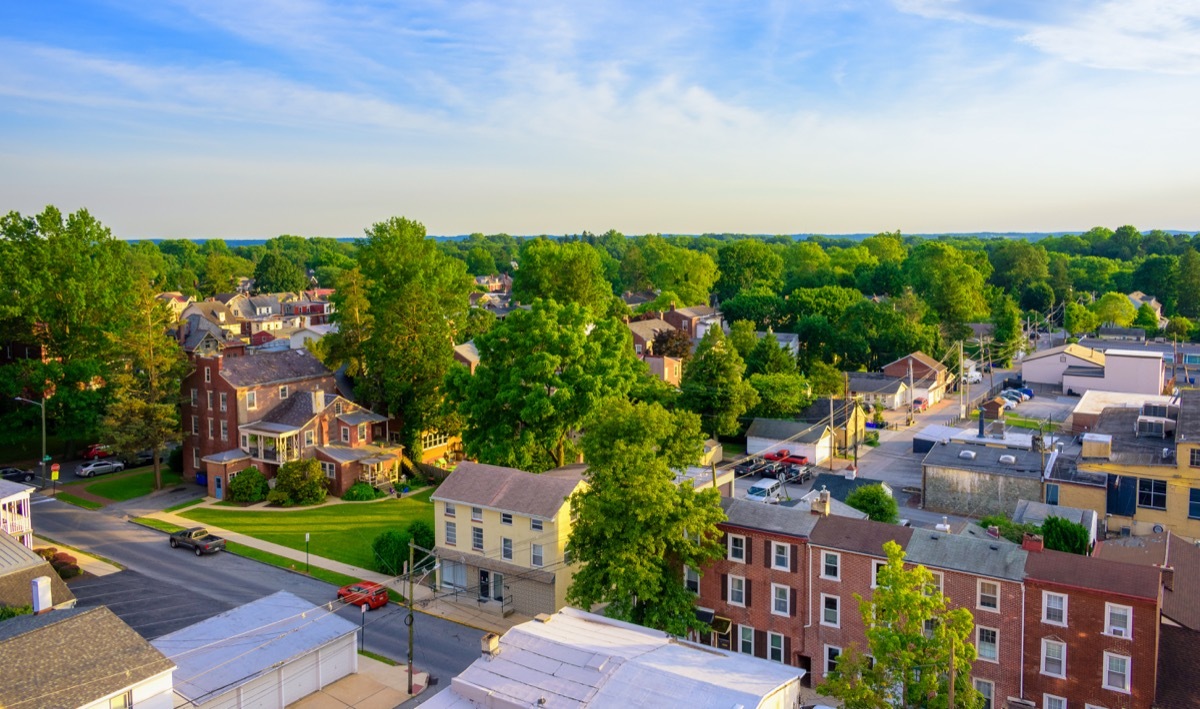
(958, 450, 977, 460)
(999, 454, 1017, 465)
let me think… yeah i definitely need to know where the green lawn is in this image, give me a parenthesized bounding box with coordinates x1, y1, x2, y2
(182, 488, 436, 571)
(86, 468, 184, 502)
(56, 493, 102, 510)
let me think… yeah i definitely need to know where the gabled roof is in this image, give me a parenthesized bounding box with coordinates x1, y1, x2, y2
(152, 591, 356, 706)
(217, 349, 331, 388)
(1022, 343, 1106, 366)
(745, 418, 830, 443)
(903, 528, 1028, 582)
(846, 372, 907, 395)
(0, 606, 174, 708)
(1157, 625, 1200, 709)
(809, 515, 913, 557)
(0, 533, 75, 609)
(1023, 548, 1160, 601)
(626, 318, 675, 342)
(0, 479, 33, 502)
(720, 497, 820, 538)
(453, 341, 480, 364)
(433, 462, 584, 519)
(883, 351, 946, 372)
(1095, 531, 1200, 630)
(795, 398, 864, 427)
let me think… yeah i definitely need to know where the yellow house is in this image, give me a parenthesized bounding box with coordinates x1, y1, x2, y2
(1050, 393, 1200, 540)
(431, 462, 586, 618)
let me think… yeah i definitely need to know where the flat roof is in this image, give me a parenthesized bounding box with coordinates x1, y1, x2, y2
(1072, 390, 1175, 417)
(1105, 348, 1164, 359)
(922, 443, 1046, 478)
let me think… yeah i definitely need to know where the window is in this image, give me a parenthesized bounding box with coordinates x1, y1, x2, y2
(191, 388, 198, 406)
(335, 402, 343, 414)
(1191, 448, 1200, 468)
(501, 513, 512, 526)
(1043, 591, 1067, 625)
(1138, 478, 1167, 509)
(976, 626, 998, 662)
(1106, 603, 1132, 637)
(220, 420, 228, 441)
(304, 430, 313, 447)
(772, 583, 790, 616)
(728, 575, 746, 606)
(772, 541, 789, 570)
(220, 392, 227, 412)
(320, 461, 336, 479)
(502, 537, 513, 560)
(422, 430, 450, 449)
(472, 506, 483, 522)
(927, 571, 944, 595)
(207, 390, 213, 409)
(444, 502, 456, 517)
(207, 418, 213, 439)
(279, 385, 288, 399)
(531, 543, 544, 567)
(204, 366, 211, 382)
(109, 690, 133, 709)
(821, 594, 840, 627)
(768, 632, 784, 662)
(977, 580, 999, 611)
(1043, 695, 1066, 709)
(1104, 652, 1131, 692)
(684, 566, 700, 594)
(192, 448, 200, 468)
(1041, 638, 1066, 678)
(191, 415, 199, 435)
(924, 617, 939, 638)
(1046, 483, 1060, 506)
(739, 625, 754, 655)
(871, 560, 886, 588)
(531, 518, 543, 531)
(821, 551, 840, 580)
(445, 521, 456, 545)
(472, 527, 483, 551)
(728, 534, 746, 562)
(247, 390, 257, 410)
(241, 433, 248, 450)
(358, 423, 366, 440)
(824, 645, 841, 674)
(1191, 488, 1200, 519)
(973, 679, 994, 709)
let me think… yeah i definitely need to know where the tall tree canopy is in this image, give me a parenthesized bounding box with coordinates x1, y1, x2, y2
(253, 251, 307, 293)
(679, 328, 759, 437)
(987, 239, 1049, 293)
(566, 400, 725, 635)
(1092, 291, 1136, 327)
(511, 238, 614, 314)
(903, 242, 989, 331)
(714, 239, 783, 301)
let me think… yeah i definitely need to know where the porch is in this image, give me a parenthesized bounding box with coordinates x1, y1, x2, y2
(239, 422, 302, 465)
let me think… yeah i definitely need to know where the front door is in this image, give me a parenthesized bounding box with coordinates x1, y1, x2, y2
(479, 570, 490, 600)
(214, 475, 223, 500)
(491, 572, 504, 602)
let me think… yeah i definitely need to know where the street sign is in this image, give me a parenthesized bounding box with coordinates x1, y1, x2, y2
(50, 463, 59, 481)
(42, 455, 51, 462)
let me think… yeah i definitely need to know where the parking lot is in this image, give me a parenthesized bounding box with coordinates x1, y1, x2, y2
(71, 570, 236, 639)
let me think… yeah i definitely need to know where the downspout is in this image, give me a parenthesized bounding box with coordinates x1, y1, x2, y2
(1019, 582, 1026, 700)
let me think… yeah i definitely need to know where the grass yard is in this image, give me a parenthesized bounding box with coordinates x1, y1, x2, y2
(56, 493, 103, 510)
(182, 488, 436, 572)
(85, 468, 184, 502)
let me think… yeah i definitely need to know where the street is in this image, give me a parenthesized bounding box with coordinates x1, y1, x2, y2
(31, 496, 480, 704)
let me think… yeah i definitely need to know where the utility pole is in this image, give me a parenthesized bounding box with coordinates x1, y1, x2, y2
(407, 540, 416, 695)
(907, 360, 914, 426)
(959, 340, 966, 419)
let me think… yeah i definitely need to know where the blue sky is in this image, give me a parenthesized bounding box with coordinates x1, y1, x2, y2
(2, 1, 1199, 238)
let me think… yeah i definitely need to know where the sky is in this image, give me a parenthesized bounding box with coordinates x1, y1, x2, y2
(2, 1, 1199, 239)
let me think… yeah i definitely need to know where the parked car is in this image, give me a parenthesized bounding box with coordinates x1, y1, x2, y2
(733, 457, 767, 476)
(1018, 387, 1035, 399)
(81, 443, 114, 460)
(0, 467, 34, 483)
(779, 464, 813, 484)
(912, 398, 929, 412)
(120, 449, 154, 467)
(337, 581, 390, 610)
(76, 459, 125, 477)
(762, 449, 809, 466)
(758, 461, 784, 478)
(169, 527, 226, 556)
(745, 478, 783, 504)
(1000, 397, 1018, 410)
(1002, 389, 1029, 401)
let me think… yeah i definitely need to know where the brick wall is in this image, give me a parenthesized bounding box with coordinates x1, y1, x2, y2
(923, 466, 1042, 518)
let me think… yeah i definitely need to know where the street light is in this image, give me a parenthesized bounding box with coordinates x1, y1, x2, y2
(13, 396, 46, 487)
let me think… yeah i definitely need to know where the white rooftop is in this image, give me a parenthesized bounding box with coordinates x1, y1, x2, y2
(1072, 390, 1176, 417)
(0, 480, 33, 503)
(422, 607, 803, 709)
(1105, 349, 1164, 359)
(151, 590, 358, 705)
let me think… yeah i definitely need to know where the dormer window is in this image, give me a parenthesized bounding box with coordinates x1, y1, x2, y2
(279, 385, 289, 399)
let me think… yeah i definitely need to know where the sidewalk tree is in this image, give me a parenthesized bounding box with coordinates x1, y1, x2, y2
(748, 372, 811, 419)
(566, 399, 725, 635)
(679, 328, 759, 437)
(819, 540, 983, 709)
(446, 299, 641, 472)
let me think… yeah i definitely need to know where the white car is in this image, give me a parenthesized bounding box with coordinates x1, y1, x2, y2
(77, 459, 125, 477)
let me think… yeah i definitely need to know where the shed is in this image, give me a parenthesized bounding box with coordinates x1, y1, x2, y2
(981, 397, 1007, 420)
(745, 418, 833, 468)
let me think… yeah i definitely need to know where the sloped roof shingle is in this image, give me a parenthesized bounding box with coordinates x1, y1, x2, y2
(218, 349, 331, 388)
(432, 462, 583, 519)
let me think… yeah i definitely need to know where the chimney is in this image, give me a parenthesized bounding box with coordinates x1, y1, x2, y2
(978, 408, 986, 438)
(935, 516, 952, 532)
(844, 465, 857, 480)
(669, 302, 677, 311)
(811, 487, 831, 516)
(481, 632, 500, 658)
(987, 525, 1001, 539)
(312, 389, 325, 412)
(31, 576, 52, 614)
(1022, 533, 1045, 553)
(1159, 565, 1175, 592)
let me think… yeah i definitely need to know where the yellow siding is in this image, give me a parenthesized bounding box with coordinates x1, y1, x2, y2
(1074, 454, 1200, 541)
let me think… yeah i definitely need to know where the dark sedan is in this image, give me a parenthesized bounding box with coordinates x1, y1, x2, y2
(0, 467, 35, 483)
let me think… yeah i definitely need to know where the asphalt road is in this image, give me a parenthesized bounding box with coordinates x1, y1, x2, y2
(32, 497, 479, 703)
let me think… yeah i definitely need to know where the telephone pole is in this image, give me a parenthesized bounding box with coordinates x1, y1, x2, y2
(959, 340, 966, 419)
(407, 540, 416, 695)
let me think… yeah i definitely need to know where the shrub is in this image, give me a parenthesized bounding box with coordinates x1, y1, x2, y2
(372, 529, 412, 575)
(342, 482, 383, 501)
(978, 514, 1041, 545)
(864, 431, 880, 446)
(56, 564, 82, 579)
(266, 489, 292, 507)
(0, 605, 32, 621)
(168, 446, 184, 473)
(34, 547, 57, 562)
(1042, 515, 1089, 555)
(407, 520, 435, 562)
(228, 467, 269, 503)
(845, 484, 898, 523)
(51, 552, 77, 566)
(271, 459, 327, 506)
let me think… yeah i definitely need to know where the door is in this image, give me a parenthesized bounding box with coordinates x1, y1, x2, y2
(214, 475, 223, 501)
(491, 572, 504, 602)
(479, 570, 489, 600)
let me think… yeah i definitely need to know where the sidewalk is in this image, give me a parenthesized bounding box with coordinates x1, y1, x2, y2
(32, 535, 122, 577)
(140, 502, 531, 637)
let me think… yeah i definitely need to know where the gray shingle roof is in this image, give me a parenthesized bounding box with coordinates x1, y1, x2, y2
(921, 443, 1045, 478)
(846, 372, 906, 395)
(903, 529, 1028, 582)
(0, 606, 174, 708)
(0, 533, 75, 609)
(805, 474, 888, 502)
(745, 418, 829, 443)
(218, 349, 331, 388)
(433, 462, 584, 519)
(720, 497, 820, 538)
(796, 399, 863, 427)
(809, 516, 913, 556)
(337, 410, 388, 426)
(626, 318, 675, 342)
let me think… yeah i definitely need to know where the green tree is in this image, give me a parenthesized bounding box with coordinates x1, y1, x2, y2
(782, 241, 832, 290)
(1177, 248, 1200, 318)
(679, 328, 759, 437)
(1133, 303, 1160, 333)
(446, 299, 641, 472)
(323, 267, 373, 378)
(253, 251, 307, 293)
(512, 238, 614, 314)
(566, 399, 725, 635)
(844, 484, 899, 523)
(652, 328, 694, 361)
(720, 288, 786, 329)
(727, 320, 759, 357)
(1131, 254, 1178, 315)
(227, 466, 269, 503)
(805, 360, 846, 398)
(748, 372, 812, 418)
(0, 605, 32, 621)
(861, 231, 907, 264)
(714, 239, 783, 301)
(639, 235, 719, 306)
(819, 540, 983, 709)
(1166, 316, 1195, 340)
(270, 459, 327, 506)
(372, 528, 411, 574)
(904, 242, 989, 330)
(1092, 292, 1136, 327)
(1041, 516, 1089, 555)
(988, 239, 1049, 293)
(990, 293, 1023, 367)
(1019, 282, 1055, 314)
(745, 333, 797, 376)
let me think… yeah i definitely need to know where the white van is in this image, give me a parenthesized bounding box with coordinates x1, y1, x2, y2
(745, 478, 783, 504)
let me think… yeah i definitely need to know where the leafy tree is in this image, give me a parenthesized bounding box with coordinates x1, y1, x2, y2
(727, 320, 759, 357)
(512, 238, 613, 314)
(785, 285, 863, 323)
(837, 300, 939, 372)
(1131, 254, 1178, 315)
(1092, 292, 1136, 327)
(253, 251, 307, 293)
(720, 288, 786, 329)
(1064, 301, 1100, 336)
(1019, 282, 1055, 314)
(407, 519, 436, 560)
(457, 307, 495, 344)
(989, 293, 1023, 367)
(1069, 255, 1120, 294)
(652, 328, 694, 361)
(714, 239, 783, 301)
(639, 235, 719, 306)
(861, 231, 907, 263)
(202, 252, 252, 297)
(227, 467, 269, 503)
(1042, 516, 1089, 555)
(566, 399, 725, 635)
(1133, 303, 1160, 333)
(679, 328, 759, 437)
(904, 242, 988, 330)
(805, 360, 846, 398)
(465, 246, 498, 276)
(0, 605, 32, 621)
(988, 239, 1049, 293)
(745, 333, 796, 376)
(819, 540, 983, 709)
(446, 299, 641, 472)
(748, 372, 812, 418)
(617, 243, 653, 293)
(270, 459, 327, 506)
(323, 267, 373, 378)
(1177, 248, 1200, 318)
(845, 484, 899, 523)
(782, 240, 832, 290)
(372, 528, 411, 574)
(1166, 316, 1195, 340)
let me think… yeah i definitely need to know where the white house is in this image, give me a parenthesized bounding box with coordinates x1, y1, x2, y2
(1020, 343, 1107, 388)
(745, 418, 834, 467)
(1058, 349, 1166, 397)
(0, 479, 34, 548)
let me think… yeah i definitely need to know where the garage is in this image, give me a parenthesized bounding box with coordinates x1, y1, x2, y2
(745, 418, 833, 468)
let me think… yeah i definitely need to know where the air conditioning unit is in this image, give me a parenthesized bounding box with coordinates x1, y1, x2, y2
(1111, 626, 1127, 638)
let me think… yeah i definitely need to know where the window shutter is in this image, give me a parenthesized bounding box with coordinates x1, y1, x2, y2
(791, 544, 799, 573)
(745, 579, 753, 607)
(790, 588, 798, 617)
(754, 629, 768, 659)
(746, 539, 754, 565)
(783, 635, 792, 665)
(764, 539, 772, 568)
(720, 574, 727, 602)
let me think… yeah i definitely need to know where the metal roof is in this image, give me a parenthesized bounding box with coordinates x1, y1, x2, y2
(337, 410, 389, 426)
(0, 479, 33, 503)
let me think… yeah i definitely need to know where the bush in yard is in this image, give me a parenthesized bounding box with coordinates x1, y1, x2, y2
(35, 547, 57, 562)
(865, 431, 880, 446)
(55, 563, 82, 579)
(228, 466, 269, 503)
(845, 483, 899, 523)
(271, 459, 327, 506)
(407, 520, 435, 563)
(168, 446, 184, 473)
(372, 529, 412, 575)
(342, 482, 383, 501)
(1042, 515, 1089, 555)
(266, 489, 291, 507)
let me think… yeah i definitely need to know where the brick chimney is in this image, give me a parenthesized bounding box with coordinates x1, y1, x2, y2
(1159, 564, 1175, 592)
(1022, 533, 1044, 553)
(811, 487, 831, 516)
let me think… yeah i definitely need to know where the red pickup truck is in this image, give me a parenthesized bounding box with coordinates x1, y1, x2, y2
(762, 449, 809, 466)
